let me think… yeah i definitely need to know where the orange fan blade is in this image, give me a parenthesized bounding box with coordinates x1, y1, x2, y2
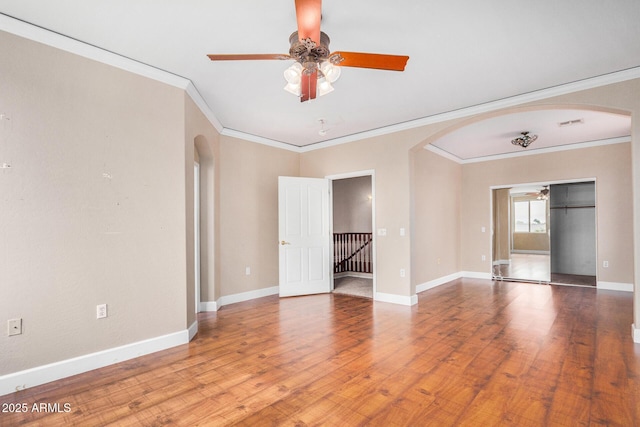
(300, 70, 318, 102)
(332, 52, 409, 71)
(207, 54, 291, 61)
(295, 0, 322, 44)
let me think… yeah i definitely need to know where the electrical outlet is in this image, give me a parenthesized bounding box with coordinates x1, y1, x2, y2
(482, 255, 486, 261)
(603, 261, 609, 268)
(400, 228, 405, 236)
(245, 267, 251, 275)
(377, 228, 387, 236)
(96, 304, 107, 319)
(400, 268, 406, 278)
(8, 318, 22, 336)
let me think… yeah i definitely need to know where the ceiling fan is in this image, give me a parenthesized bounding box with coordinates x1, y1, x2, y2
(525, 185, 550, 200)
(207, 0, 409, 102)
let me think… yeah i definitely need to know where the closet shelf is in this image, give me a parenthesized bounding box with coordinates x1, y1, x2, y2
(550, 205, 595, 209)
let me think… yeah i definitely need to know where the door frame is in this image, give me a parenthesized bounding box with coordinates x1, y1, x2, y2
(489, 177, 597, 283)
(325, 170, 377, 298)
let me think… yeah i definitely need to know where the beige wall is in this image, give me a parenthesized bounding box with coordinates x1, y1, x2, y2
(460, 143, 633, 283)
(333, 176, 372, 233)
(300, 128, 437, 297)
(513, 232, 550, 252)
(218, 136, 299, 296)
(0, 32, 188, 374)
(412, 148, 462, 285)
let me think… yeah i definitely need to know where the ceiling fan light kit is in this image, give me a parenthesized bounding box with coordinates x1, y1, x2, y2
(537, 185, 550, 200)
(207, 0, 409, 103)
(511, 131, 538, 148)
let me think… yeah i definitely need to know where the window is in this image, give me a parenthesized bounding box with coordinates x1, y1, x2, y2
(514, 200, 547, 233)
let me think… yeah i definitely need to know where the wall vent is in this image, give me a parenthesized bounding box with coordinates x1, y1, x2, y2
(558, 118, 584, 127)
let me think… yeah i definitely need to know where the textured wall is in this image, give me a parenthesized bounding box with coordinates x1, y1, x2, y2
(0, 32, 187, 375)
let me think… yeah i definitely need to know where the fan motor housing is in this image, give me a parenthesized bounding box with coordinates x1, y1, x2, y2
(289, 31, 331, 66)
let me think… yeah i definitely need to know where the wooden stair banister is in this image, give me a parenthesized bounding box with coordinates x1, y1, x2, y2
(333, 232, 372, 274)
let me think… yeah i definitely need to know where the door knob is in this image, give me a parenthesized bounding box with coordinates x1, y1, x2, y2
(280, 241, 291, 245)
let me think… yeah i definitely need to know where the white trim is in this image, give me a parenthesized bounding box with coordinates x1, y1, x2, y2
(462, 271, 493, 280)
(632, 324, 640, 343)
(188, 321, 199, 341)
(325, 169, 376, 180)
(490, 178, 598, 191)
(427, 136, 631, 164)
(492, 259, 511, 266)
(200, 301, 218, 312)
(217, 286, 279, 307)
(194, 162, 201, 314)
(326, 170, 377, 300)
(300, 69, 640, 152)
(374, 292, 417, 306)
(416, 272, 463, 293)
(0, 330, 189, 397)
(186, 83, 223, 133)
(3, 14, 639, 154)
(597, 281, 634, 292)
(0, 14, 190, 91)
(221, 128, 299, 152)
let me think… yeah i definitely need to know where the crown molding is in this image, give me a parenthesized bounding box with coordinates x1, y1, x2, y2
(220, 129, 303, 152)
(3, 13, 639, 154)
(426, 136, 631, 164)
(1, 13, 190, 91)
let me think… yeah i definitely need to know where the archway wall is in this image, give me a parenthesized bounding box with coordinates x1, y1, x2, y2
(185, 94, 220, 326)
(409, 79, 640, 330)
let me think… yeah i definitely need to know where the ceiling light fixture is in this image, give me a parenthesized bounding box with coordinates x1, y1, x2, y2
(282, 32, 342, 99)
(511, 131, 538, 148)
(537, 185, 550, 200)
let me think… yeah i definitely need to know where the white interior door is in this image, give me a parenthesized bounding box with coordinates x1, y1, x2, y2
(278, 176, 331, 297)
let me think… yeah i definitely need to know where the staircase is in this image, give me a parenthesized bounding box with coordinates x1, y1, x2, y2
(333, 232, 373, 274)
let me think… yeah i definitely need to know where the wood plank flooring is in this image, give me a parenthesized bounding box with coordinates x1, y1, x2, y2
(1, 278, 638, 426)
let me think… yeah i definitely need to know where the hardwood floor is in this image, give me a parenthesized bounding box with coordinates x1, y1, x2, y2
(1, 279, 638, 426)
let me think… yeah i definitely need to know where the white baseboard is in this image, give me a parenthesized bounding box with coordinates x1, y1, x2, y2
(217, 286, 279, 308)
(188, 321, 198, 341)
(462, 271, 493, 280)
(597, 281, 634, 292)
(416, 272, 463, 294)
(0, 330, 189, 397)
(632, 324, 640, 343)
(374, 292, 417, 306)
(200, 301, 218, 312)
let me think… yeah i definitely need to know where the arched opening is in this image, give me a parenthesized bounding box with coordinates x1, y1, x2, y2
(194, 135, 216, 313)
(410, 104, 632, 294)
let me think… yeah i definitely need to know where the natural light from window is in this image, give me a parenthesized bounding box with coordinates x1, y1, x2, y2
(514, 200, 546, 233)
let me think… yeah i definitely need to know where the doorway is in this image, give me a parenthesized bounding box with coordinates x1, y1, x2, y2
(194, 161, 201, 313)
(491, 180, 597, 287)
(329, 172, 375, 298)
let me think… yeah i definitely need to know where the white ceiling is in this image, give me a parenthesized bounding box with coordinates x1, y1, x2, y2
(1, 1, 638, 157)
